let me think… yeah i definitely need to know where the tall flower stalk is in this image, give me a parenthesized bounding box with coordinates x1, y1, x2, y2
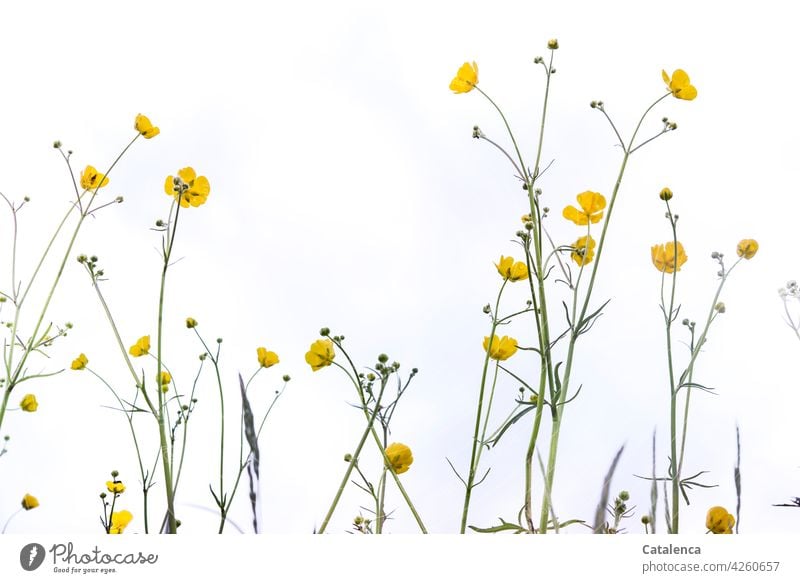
(450, 45, 696, 533)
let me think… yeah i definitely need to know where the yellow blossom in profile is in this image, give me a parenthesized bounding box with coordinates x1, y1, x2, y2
(106, 481, 126, 495)
(385, 443, 414, 474)
(521, 214, 532, 223)
(22, 493, 39, 510)
(651, 241, 688, 274)
(706, 506, 735, 534)
(305, 339, 335, 371)
(562, 191, 606, 225)
(164, 167, 210, 208)
(449, 61, 478, 93)
(736, 239, 758, 260)
(495, 255, 528, 282)
(71, 353, 88, 370)
(134, 114, 160, 139)
(128, 335, 150, 357)
(186, 317, 198, 328)
(109, 510, 133, 534)
(80, 165, 109, 190)
(570, 235, 596, 266)
(158, 371, 171, 392)
(20, 394, 38, 412)
(662, 69, 697, 101)
(256, 347, 279, 368)
(483, 335, 518, 361)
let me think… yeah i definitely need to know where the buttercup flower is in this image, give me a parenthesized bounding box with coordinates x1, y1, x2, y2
(158, 371, 171, 392)
(134, 114, 160, 139)
(186, 317, 198, 328)
(80, 165, 109, 190)
(20, 394, 38, 412)
(385, 443, 414, 474)
(659, 187, 673, 201)
(71, 353, 88, 370)
(109, 510, 133, 534)
(257, 347, 279, 368)
(22, 493, 39, 510)
(706, 506, 735, 534)
(483, 335, 518, 361)
(449, 61, 478, 93)
(106, 481, 126, 494)
(662, 69, 697, 101)
(651, 241, 688, 274)
(164, 167, 210, 208)
(495, 256, 528, 282)
(570, 235, 596, 266)
(736, 239, 758, 260)
(128, 335, 150, 357)
(305, 339, 335, 371)
(562, 191, 606, 225)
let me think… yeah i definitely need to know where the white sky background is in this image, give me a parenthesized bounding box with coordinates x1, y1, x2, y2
(1, 0, 799, 535)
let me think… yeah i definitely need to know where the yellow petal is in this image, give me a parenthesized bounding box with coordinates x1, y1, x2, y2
(178, 167, 196, 183)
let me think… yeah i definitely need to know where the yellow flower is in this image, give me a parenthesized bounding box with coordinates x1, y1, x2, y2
(305, 339, 335, 371)
(71, 353, 88, 370)
(134, 114, 160, 139)
(449, 61, 478, 94)
(495, 256, 528, 282)
(651, 241, 688, 274)
(570, 235, 596, 266)
(22, 493, 39, 510)
(20, 394, 38, 412)
(662, 69, 697, 101)
(257, 347, 279, 368)
(706, 506, 735, 534)
(483, 335, 518, 361)
(106, 481, 126, 494)
(158, 371, 171, 393)
(186, 317, 198, 328)
(128, 335, 150, 357)
(80, 165, 109, 190)
(659, 187, 673, 201)
(109, 510, 133, 534)
(521, 214, 532, 223)
(164, 167, 210, 208)
(562, 191, 606, 225)
(385, 442, 414, 474)
(736, 239, 758, 260)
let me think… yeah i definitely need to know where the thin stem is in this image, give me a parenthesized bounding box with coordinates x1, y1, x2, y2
(460, 282, 506, 533)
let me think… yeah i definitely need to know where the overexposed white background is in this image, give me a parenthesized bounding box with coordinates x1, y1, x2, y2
(1, 0, 798, 535)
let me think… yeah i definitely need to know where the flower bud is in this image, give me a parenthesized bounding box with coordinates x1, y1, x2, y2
(547, 39, 559, 50)
(320, 327, 330, 336)
(659, 187, 673, 201)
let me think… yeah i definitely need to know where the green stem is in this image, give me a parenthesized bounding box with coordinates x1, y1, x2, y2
(317, 377, 389, 534)
(156, 201, 182, 534)
(537, 94, 670, 534)
(460, 282, 506, 533)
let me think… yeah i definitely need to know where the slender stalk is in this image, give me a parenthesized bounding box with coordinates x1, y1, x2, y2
(460, 282, 506, 533)
(155, 200, 182, 534)
(537, 94, 671, 533)
(318, 377, 389, 533)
